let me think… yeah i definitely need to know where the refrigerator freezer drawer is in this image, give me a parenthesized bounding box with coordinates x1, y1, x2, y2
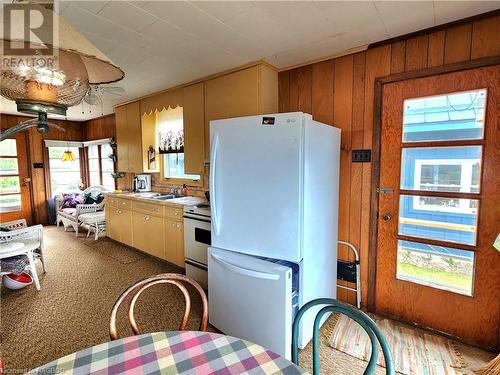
(208, 247, 293, 359)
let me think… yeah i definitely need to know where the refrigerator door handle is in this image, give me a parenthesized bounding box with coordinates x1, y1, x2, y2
(210, 134, 220, 236)
(211, 253, 280, 281)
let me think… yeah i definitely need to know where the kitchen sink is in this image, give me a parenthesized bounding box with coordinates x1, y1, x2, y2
(151, 194, 176, 200)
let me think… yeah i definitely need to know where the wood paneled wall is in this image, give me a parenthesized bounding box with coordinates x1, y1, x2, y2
(1, 114, 84, 224)
(278, 14, 500, 306)
(84, 114, 116, 141)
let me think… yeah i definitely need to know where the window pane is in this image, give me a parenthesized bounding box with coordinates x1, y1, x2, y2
(402, 89, 486, 142)
(0, 157, 19, 175)
(163, 153, 200, 180)
(399, 195, 478, 245)
(48, 147, 81, 196)
(102, 158, 114, 172)
(397, 240, 474, 296)
(102, 173, 115, 190)
(0, 176, 20, 193)
(88, 145, 99, 158)
(88, 159, 100, 172)
(0, 139, 17, 156)
(400, 146, 481, 193)
(0, 194, 21, 213)
(101, 144, 113, 158)
(89, 172, 101, 186)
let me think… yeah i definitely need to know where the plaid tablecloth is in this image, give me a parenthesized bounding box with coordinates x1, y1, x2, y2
(31, 331, 306, 374)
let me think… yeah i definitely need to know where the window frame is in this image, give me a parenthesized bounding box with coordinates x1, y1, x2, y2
(85, 142, 116, 191)
(46, 146, 84, 197)
(161, 153, 203, 187)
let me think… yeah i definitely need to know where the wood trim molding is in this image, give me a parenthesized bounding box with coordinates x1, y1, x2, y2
(366, 56, 500, 311)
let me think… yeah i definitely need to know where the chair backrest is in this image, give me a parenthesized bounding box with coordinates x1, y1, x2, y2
(1, 219, 27, 230)
(292, 298, 394, 375)
(109, 273, 208, 340)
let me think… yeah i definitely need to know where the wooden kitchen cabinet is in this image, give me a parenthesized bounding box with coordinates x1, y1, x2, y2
(114, 101, 158, 173)
(107, 206, 133, 247)
(183, 83, 205, 175)
(204, 64, 278, 158)
(165, 218, 184, 267)
(132, 211, 165, 259)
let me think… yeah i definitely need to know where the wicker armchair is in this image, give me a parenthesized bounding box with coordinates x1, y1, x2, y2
(0, 220, 45, 289)
(56, 185, 108, 237)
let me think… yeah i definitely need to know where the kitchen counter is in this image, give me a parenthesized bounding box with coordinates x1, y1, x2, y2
(105, 192, 207, 208)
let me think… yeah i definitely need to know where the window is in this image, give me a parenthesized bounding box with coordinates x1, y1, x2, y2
(0, 139, 21, 213)
(157, 107, 201, 182)
(87, 142, 115, 191)
(163, 153, 201, 180)
(396, 240, 474, 296)
(48, 146, 81, 196)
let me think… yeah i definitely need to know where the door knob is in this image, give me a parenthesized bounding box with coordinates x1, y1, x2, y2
(382, 214, 392, 222)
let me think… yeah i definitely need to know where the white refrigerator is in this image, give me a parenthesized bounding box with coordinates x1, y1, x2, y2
(208, 112, 340, 359)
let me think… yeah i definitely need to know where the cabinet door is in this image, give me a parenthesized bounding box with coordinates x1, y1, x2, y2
(165, 219, 184, 267)
(205, 66, 259, 158)
(183, 83, 205, 175)
(106, 207, 118, 240)
(146, 215, 165, 259)
(132, 211, 148, 251)
(119, 209, 133, 247)
(126, 101, 143, 173)
(114, 106, 128, 172)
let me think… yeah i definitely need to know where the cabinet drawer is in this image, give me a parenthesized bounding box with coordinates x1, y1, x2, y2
(165, 206, 183, 221)
(109, 197, 132, 210)
(132, 201, 164, 217)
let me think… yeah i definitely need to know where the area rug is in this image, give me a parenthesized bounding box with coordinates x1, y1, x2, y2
(83, 237, 146, 264)
(329, 314, 466, 375)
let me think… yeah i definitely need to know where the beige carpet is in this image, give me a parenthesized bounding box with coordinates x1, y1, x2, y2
(0, 227, 494, 373)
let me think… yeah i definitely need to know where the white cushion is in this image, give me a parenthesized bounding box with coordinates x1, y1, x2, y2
(79, 212, 105, 224)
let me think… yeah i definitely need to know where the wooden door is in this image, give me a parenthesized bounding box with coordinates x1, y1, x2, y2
(106, 206, 118, 240)
(132, 211, 147, 250)
(165, 219, 184, 267)
(0, 133, 33, 225)
(375, 65, 500, 349)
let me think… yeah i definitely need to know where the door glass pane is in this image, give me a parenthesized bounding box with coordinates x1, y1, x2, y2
(0, 139, 17, 156)
(399, 195, 478, 245)
(0, 176, 21, 194)
(0, 193, 21, 213)
(397, 240, 474, 296)
(0, 158, 19, 175)
(402, 89, 486, 142)
(400, 146, 481, 193)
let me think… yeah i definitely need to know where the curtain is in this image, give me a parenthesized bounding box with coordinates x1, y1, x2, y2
(157, 106, 184, 154)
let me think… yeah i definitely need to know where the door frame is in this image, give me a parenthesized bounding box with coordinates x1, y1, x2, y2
(367, 55, 500, 348)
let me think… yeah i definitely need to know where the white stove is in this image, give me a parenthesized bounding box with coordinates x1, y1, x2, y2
(183, 204, 211, 288)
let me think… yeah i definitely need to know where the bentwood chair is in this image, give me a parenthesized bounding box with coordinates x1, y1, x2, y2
(109, 273, 208, 340)
(292, 298, 394, 375)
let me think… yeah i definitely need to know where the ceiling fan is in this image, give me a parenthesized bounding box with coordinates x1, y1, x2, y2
(83, 84, 125, 106)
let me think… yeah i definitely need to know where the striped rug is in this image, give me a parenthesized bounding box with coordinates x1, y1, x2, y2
(329, 314, 466, 375)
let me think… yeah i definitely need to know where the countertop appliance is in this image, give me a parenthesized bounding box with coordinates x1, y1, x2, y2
(134, 174, 152, 192)
(183, 203, 211, 289)
(208, 112, 341, 359)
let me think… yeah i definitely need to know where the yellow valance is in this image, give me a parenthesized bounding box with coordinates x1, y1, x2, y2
(139, 88, 183, 116)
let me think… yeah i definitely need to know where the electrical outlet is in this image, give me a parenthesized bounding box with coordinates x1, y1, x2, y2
(352, 149, 371, 163)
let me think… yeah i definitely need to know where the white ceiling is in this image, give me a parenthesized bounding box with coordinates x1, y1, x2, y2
(1, 0, 498, 121)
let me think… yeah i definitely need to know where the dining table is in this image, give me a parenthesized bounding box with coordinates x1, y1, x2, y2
(32, 331, 307, 374)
